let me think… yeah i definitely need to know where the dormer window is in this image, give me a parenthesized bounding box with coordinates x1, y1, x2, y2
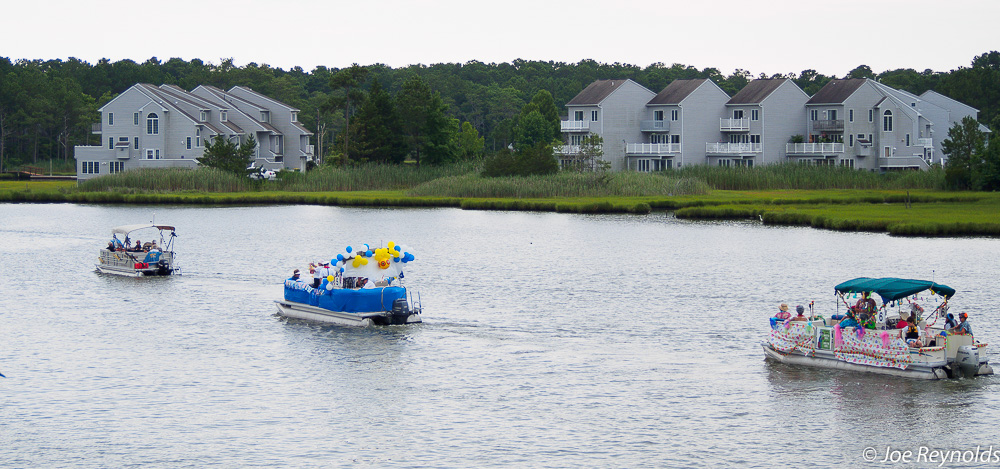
(260, 111, 270, 123)
(291, 112, 298, 122)
(200, 111, 208, 122)
(220, 110, 228, 122)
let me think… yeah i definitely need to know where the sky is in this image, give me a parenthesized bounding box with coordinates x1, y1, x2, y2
(4, 0, 999, 77)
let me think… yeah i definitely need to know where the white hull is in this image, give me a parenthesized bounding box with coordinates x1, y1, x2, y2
(762, 344, 993, 380)
(275, 300, 421, 327)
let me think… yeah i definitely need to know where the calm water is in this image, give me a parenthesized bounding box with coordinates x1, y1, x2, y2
(1, 203, 998, 468)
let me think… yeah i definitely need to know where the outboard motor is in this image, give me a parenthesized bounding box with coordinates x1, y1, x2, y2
(157, 259, 170, 275)
(390, 298, 411, 324)
(955, 345, 980, 378)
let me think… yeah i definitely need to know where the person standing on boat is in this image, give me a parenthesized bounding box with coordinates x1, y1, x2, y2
(949, 313, 973, 336)
(854, 291, 876, 315)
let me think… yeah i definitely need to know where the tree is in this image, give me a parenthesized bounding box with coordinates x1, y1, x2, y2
(328, 64, 368, 165)
(397, 74, 457, 166)
(353, 80, 407, 163)
(197, 134, 257, 176)
(562, 134, 606, 172)
(514, 110, 554, 150)
(453, 121, 484, 160)
(942, 116, 987, 190)
(846, 65, 876, 80)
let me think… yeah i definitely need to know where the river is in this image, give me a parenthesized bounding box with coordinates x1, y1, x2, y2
(1, 203, 997, 467)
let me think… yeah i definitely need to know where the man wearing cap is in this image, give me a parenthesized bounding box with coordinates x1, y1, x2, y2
(289, 269, 302, 282)
(949, 312, 973, 336)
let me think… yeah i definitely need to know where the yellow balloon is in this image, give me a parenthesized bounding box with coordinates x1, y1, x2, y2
(352, 258, 361, 268)
(327, 275, 334, 282)
(378, 259, 390, 269)
(388, 241, 396, 250)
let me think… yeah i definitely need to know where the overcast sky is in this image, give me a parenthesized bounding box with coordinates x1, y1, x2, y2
(4, 0, 998, 77)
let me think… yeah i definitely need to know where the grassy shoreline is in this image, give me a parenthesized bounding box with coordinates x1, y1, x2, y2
(3, 165, 998, 237)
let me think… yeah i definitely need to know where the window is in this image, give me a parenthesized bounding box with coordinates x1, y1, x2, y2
(810, 109, 819, 121)
(840, 159, 854, 169)
(109, 161, 124, 173)
(146, 113, 159, 135)
(134, 137, 139, 150)
(733, 110, 744, 119)
(117, 137, 129, 147)
(574, 111, 583, 121)
(291, 112, 298, 122)
(156, 149, 160, 159)
(828, 110, 837, 121)
(146, 149, 154, 160)
(670, 135, 680, 144)
(108, 137, 113, 149)
(849, 109, 854, 122)
(82, 161, 100, 174)
(750, 109, 758, 121)
(186, 136, 192, 150)
(849, 134, 854, 146)
(671, 109, 679, 121)
(196, 128, 202, 147)
(882, 110, 893, 132)
(654, 110, 664, 121)
(884, 146, 892, 158)
(750, 135, 761, 144)
(220, 110, 228, 122)
(134, 113, 139, 125)
(272, 135, 284, 155)
(260, 111, 270, 123)
(906, 134, 910, 146)
(869, 109, 874, 122)
(651, 134, 668, 144)
(200, 111, 208, 122)
(591, 110, 598, 121)
(108, 113, 114, 126)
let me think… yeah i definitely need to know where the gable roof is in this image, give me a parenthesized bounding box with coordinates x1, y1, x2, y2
(807, 78, 868, 104)
(727, 79, 789, 105)
(228, 86, 300, 112)
(566, 79, 631, 106)
(919, 90, 979, 115)
(647, 79, 710, 105)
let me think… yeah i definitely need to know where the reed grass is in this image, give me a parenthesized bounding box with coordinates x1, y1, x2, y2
(79, 168, 253, 192)
(674, 163, 946, 191)
(408, 172, 710, 198)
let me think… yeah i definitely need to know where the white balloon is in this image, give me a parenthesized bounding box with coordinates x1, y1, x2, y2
(325, 282, 334, 291)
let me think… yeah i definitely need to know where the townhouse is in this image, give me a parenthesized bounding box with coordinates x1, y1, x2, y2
(557, 79, 655, 171)
(75, 84, 312, 182)
(709, 79, 809, 167)
(626, 79, 730, 171)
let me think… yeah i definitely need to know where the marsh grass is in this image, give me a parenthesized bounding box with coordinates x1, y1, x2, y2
(408, 172, 710, 198)
(675, 163, 946, 191)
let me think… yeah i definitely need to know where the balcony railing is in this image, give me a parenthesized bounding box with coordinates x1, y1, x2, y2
(720, 118, 750, 132)
(306, 144, 315, 155)
(786, 143, 845, 154)
(812, 119, 844, 132)
(560, 120, 591, 132)
(917, 137, 933, 148)
(627, 143, 680, 155)
(91, 123, 102, 133)
(555, 145, 581, 155)
(640, 120, 670, 132)
(856, 144, 872, 157)
(706, 142, 761, 154)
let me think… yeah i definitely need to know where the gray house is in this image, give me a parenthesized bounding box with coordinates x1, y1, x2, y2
(794, 79, 982, 171)
(75, 84, 312, 181)
(558, 79, 655, 171)
(709, 79, 808, 167)
(627, 79, 730, 171)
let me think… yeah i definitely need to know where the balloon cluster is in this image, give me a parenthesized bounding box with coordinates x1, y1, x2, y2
(332, 241, 416, 272)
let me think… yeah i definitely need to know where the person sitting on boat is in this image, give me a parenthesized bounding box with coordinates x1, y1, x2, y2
(289, 269, 302, 282)
(790, 305, 808, 322)
(895, 310, 911, 329)
(775, 304, 791, 320)
(133, 240, 141, 251)
(854, 291, 876, 315)
(949, 313, 973, 336)
(839, 306, 861, 330)
(901, 324, 923, 347)
(107, 240, 116, 251)
(944, 312, 959, 330)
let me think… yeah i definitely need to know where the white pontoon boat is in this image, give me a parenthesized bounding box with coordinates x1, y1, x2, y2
(96, 224, 179, 277)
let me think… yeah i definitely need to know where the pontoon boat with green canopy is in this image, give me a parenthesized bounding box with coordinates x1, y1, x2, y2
(763, 277, 990, 379)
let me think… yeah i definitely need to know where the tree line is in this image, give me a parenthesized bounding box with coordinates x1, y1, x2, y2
(2, 52, 1000, 173)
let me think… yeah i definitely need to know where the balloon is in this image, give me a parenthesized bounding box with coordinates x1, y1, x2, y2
(346, 246, 353, 253)
(325, 283, 334, 291)
(339, 267, 345, 273)
(352, 258, 361, 268)
(378, 259, 390, 269)
(361, 257, 369, 265)
(366, 250, 373, 257)
(393, 257, 400, 262)
(388, 241, 396, 250)
(337, 254, 344, 262)
(327, 275, 334, 283)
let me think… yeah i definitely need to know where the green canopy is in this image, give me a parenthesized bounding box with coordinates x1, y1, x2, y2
(834, 277, 956, 303)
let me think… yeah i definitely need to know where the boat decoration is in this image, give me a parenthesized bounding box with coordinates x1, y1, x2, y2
(275, 241, 422, 326)
(96, 224, 179, 277)
(763, 277, 991, 379)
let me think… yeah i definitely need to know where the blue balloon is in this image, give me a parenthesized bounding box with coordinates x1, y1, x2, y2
(366, 250, 373, 257)
(337, 254, 344, 262)
(393, 257, 400, 262)
(339, 267, 345, 273)
(346, 246, 353, 253)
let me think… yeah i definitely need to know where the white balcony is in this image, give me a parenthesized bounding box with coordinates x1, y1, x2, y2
(555, 145, 581, 155)
(640, 120, 670, 132)
(706, 142, 761, 154)
(812, 119, 844, 132)
(917, 137, 933, 148)
(306, 144, 315, 155)
(561, 120, 591, 132)
(786, 143, 845, 154)
(627, 143, 680, 155)
(720, 118, 750, 132)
